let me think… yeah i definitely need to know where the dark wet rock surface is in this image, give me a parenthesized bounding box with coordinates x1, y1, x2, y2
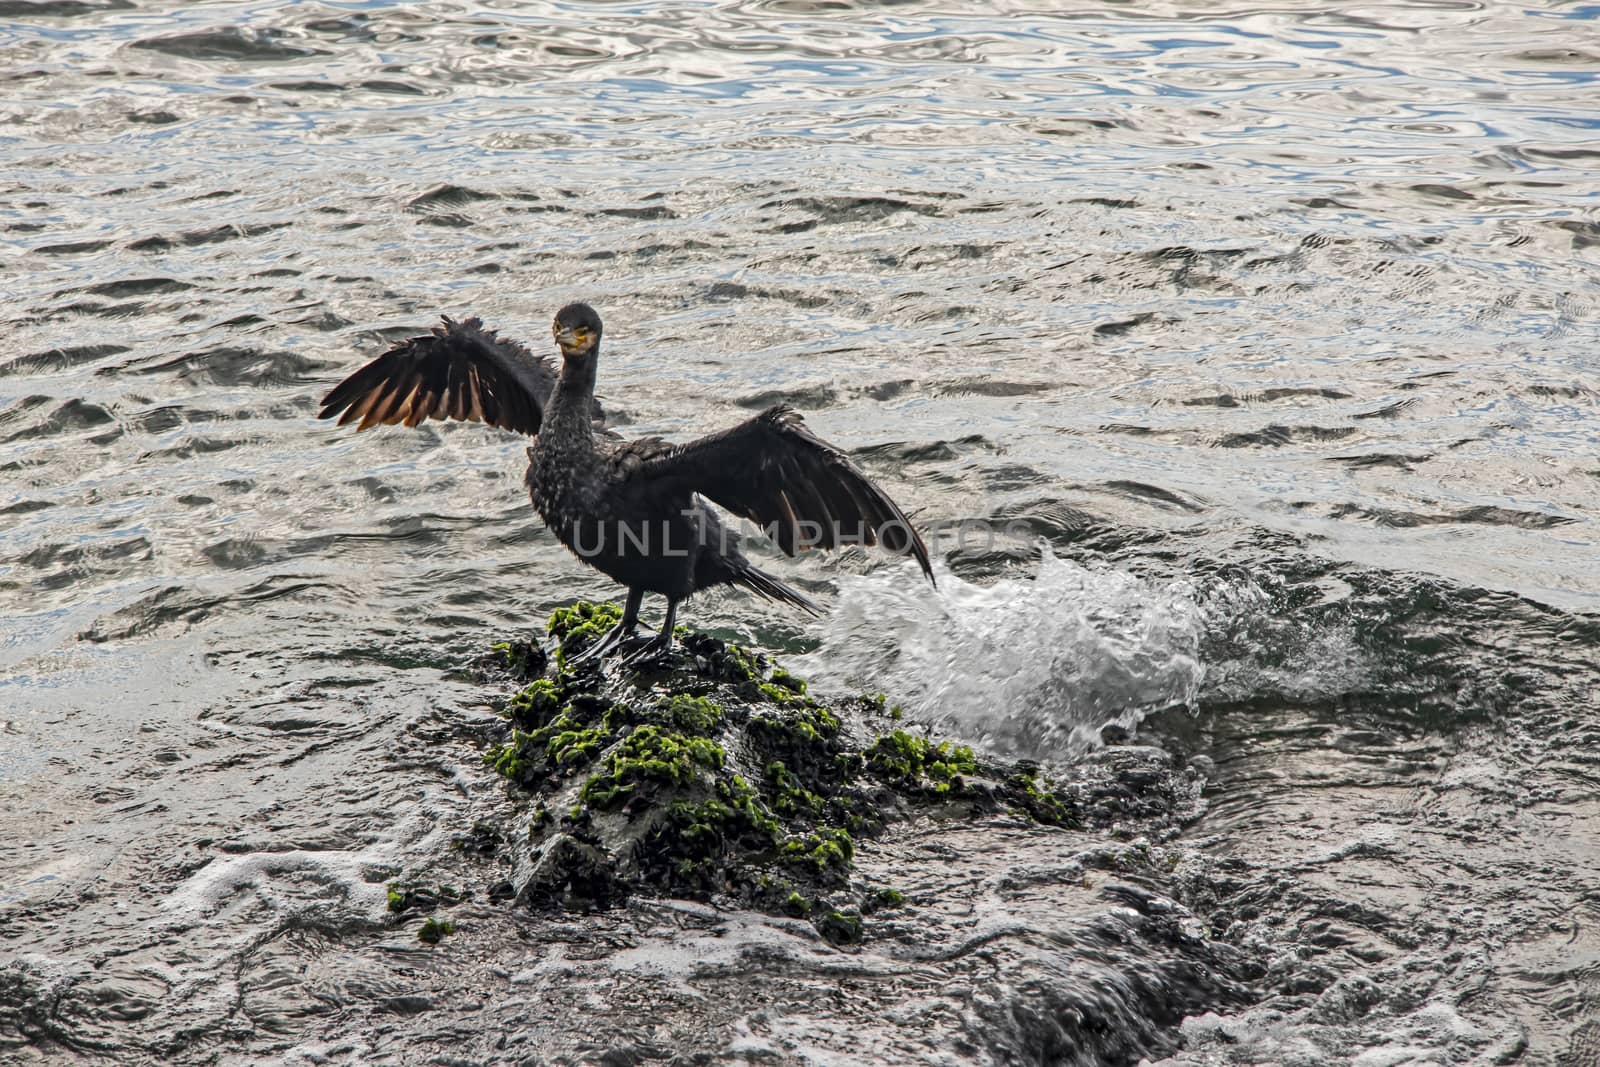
(473, 606, 1192, 932)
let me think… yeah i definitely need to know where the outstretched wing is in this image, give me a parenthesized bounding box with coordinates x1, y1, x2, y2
(635, 405, 935, 582)
(318, 317, 557, 436)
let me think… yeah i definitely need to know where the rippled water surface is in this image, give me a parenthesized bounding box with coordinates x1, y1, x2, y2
(3, 0, 1598, 1063)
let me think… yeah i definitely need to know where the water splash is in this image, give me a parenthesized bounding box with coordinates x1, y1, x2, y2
(801, 549, 1208, 758)
(1196, 575, 1375, 707)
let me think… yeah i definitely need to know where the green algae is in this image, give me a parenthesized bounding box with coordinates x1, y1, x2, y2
(768, 666, 807, 695)
(505, 677, 563, 729)
(491, 640, 533, 676)
(387, 882, 467, 914)
(678, 630, 765, 683)
(546, 600, 622, 639)
(1006, 767, 1081, 829)
(816, 909, 863, 946)
(417, 917, 456, 944)
(488, 681, 619, 786)
(749, 701, 840, 744)
(754, 681, 796, 705)
(856, 691, 905, 721)
(490, 712, 608, 784)
(655, 693, 723, 733)
(546, 600, 623, 663)
(872, 887, 905, 910)
(642, 776, 782, 893)
(747, 701, 874, 839)
(482, 637, 548, 682)
(765, 760, 825, 818)
(781, 826, 854, 882)
(579, 725, 725, 811)
(866, 729, 978, 796)
(548, 725, 606, 768)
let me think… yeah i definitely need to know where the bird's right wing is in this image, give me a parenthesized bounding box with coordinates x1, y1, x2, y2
(318, 317, 558, 436)
(630, 405, 935, 583)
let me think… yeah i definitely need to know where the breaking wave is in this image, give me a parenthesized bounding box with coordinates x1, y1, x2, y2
(805, 548, 1377, 760)
(802, 549, 1208, 757)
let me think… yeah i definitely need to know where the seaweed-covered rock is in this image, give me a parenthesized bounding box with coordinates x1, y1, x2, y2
(479, 602, 1111, 939)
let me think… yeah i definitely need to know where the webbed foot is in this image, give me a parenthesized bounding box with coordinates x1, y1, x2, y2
(620, 631, 676, 668)
(566, 621, 635, 665)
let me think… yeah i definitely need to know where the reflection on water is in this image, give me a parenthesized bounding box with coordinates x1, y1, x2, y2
(2, 1, 1598, 1063)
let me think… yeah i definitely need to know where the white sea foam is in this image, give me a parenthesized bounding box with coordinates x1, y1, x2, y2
(805, 548, 1375, 760)
(161, 847, 393, 928)
(800, 548, 1207, 758)
(160, 803, 450, 931)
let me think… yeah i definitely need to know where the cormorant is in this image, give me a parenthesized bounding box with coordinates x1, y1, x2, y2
(319, 303, 934, 661)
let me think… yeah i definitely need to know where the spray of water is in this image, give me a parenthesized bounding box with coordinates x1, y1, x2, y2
(803, 545, 1383, 761)
(799, 548, 1209, 758)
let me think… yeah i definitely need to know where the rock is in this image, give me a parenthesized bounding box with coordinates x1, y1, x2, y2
(476, 602, 1139, 942)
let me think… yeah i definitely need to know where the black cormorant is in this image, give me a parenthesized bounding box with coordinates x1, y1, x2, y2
(319, 303, 934, 660)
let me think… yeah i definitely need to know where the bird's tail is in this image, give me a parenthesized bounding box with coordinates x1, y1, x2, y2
(737, 565, 822, 617)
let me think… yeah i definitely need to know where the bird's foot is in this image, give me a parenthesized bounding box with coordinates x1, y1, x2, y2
(565, 622, 634, 665)
(620, 632, 676, 669)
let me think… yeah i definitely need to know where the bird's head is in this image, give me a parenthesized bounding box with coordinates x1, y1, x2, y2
(552, 302, 602, 360)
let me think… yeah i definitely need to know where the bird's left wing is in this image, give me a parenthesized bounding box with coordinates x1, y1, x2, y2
(632, 405, 935, 582)
(318, 317, 557, 436)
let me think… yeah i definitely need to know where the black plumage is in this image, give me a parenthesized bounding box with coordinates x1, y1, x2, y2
(318, 316, 600, 434)
(319, 303, 934, 660)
